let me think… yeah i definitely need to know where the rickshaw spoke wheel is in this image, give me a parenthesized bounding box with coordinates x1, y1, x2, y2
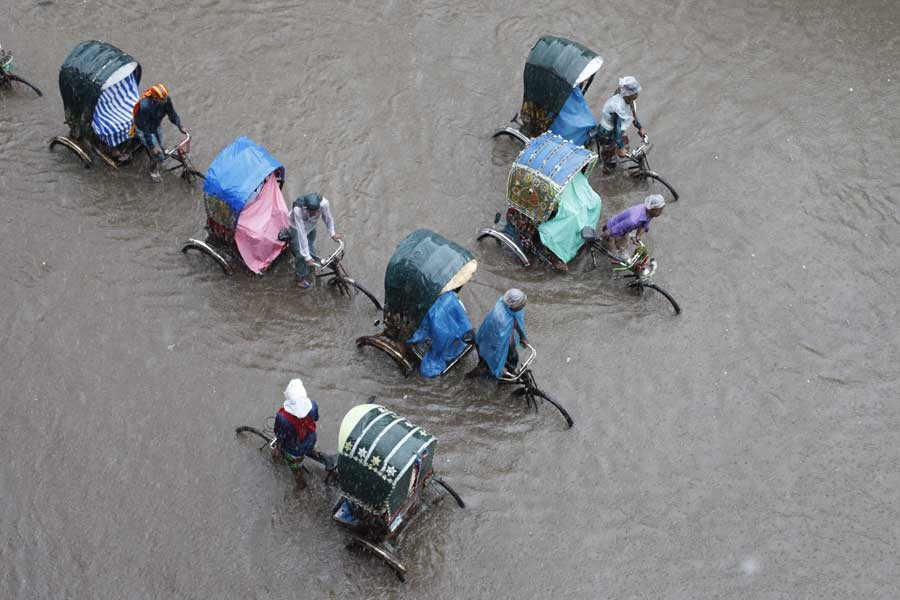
(432, 476, 466, 508)
(235, 425, 274, 451)
(642, 283, 681, 315)
(347, 536, 407, 581)
(530, 388, 575, 428)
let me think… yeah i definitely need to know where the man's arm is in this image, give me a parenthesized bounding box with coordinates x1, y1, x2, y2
(321, 200, 337, 238)
(291, 207, 313, 259)
(165, 99, 184, 132)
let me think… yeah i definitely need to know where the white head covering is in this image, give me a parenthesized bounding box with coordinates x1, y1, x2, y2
(644, 194, 666, 210)
(503, 288, 527, 311)
(618, 76, 641, 96)
(283, 378, 312, 418)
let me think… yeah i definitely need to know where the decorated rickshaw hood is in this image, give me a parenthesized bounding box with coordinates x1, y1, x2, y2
(383, 229, 476, 330)
(203, 136, 285, 213)
(59, 41, 141, 136)
(337, 404, 437, 516)
(507, 132, 598, 224)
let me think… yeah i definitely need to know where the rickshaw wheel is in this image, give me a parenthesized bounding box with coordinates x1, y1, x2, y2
(431, 476, 465, 508)
(49, 136, 92, 167)
(355, 336, 414, 374)
(476, 229, 530, 267)
(348, 536, 407, 581)
(529, 387, 575, 428)
(182, 238, 233, 275)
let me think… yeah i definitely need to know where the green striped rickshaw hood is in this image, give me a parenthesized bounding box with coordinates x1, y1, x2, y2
(337, 404, 437, 517)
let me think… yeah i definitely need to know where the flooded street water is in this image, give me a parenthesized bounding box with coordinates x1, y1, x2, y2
(2, 0, 899, 597)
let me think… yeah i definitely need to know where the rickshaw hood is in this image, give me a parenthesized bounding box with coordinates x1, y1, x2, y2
(203, 137, 285, 213)
(383, 229, 476, 331)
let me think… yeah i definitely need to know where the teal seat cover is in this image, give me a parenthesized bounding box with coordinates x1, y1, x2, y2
(537, 172, 601, 263)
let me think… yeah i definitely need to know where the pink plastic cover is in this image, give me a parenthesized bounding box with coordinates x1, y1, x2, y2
(235, 174, 290, 273)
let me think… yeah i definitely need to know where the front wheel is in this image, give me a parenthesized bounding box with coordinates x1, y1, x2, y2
(641, 283, 681, 314)
(632, 169, 679, 202)
(432, 476, 466, 508)
(530, 388, 575, 428)
(8, 74, 43, 96)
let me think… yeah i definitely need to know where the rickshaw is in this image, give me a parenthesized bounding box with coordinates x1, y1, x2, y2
(237, 402, 464, 580)
(357, 229, 574, 426)
(356, 229, 477, 376)
(0, 44, 43, 96)
(48, 40, 200, 178)
(493, 35, 678, 201)
(181, 137, 381, 308)
(477, 132, 680, 314)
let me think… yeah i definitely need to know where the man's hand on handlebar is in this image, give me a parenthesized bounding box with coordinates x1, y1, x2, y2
(178, 126, 188, 135)
(331, 233, 342, 241)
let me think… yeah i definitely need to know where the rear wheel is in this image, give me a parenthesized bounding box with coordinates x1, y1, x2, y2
(347, 536, 407, 581)
(182, 238, 232, 274)
(476, 228, 530, 267)
(356, 336, 413, 374)
(49, 136, 92, 167)
(492, 127, 530, 145)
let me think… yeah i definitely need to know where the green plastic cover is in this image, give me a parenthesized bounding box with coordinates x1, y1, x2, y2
(521, 36, 598, 137)
(338, 405, 436, 517)
(383, 229, 474, 330)
(537, 172, 601, 263)
(59, 41, 140, 138)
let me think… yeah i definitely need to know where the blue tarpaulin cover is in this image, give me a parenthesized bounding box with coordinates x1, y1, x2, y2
(475, 298, 527, 378)
(549, 87, 597, 147)
(203, 136, 284, 213)
(407, 291, 473, 377)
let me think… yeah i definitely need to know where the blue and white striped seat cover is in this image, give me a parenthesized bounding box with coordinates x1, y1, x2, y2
(91, 72, 139, 148)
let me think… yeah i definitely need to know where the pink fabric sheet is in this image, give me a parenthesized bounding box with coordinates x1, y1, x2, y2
(235, 174, 290, 273)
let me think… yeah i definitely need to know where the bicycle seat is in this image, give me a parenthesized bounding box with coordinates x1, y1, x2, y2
(581, 226, 599, 242)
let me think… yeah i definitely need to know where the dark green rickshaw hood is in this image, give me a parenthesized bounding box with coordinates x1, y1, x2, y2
(337, 404, 437, 517)
(520, 35, 600, 137)
(59, 40, 140, 137)
(383, 229, 475, 330)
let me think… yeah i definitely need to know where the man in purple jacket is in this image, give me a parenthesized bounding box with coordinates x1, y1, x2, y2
(601, 194, 665, 258)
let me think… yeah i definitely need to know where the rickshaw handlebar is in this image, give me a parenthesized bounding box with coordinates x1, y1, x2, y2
(313, 238, 345, 269)
(164, 131, 191, 159)
(499, 343, 536, 382)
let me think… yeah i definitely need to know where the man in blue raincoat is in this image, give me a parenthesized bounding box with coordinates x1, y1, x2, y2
(472, 289, 529, 378)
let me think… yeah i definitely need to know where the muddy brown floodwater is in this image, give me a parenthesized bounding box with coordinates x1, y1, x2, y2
(2, 0, 899, 598)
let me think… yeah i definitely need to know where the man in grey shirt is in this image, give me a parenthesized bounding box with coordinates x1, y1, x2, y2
(289, 193, 341, 289)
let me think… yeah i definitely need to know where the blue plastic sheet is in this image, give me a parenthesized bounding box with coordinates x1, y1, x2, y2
(203, 136, 284, 213)
(549, 87, 598, 147)
(475, 299, 527, 378)
(408, 291, 473, 377)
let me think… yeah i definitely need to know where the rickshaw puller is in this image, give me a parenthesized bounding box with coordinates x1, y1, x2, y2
(592, 76, 646, 168)
(130, 83, 187, 179)
(273, 378, 320, 489)
(601, 194, 665, 258)
(471, 289, 529, 378)
(289, 193, 341, 290)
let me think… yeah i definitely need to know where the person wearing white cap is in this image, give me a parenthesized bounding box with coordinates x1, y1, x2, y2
(593, 76, 647, 168)
(272, 378, 320, 488)
(601, 195, 666, 258)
